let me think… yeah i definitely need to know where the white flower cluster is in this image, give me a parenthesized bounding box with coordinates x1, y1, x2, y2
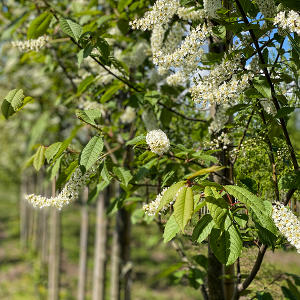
(120, 107, 136, 124)
(152, 23, 210, 83)
(78, 99, 105, 112)
(143, 185, 186, 216)
(11, 36, 50, 52)
(203, 0, 222, 18)
(211, 132, 231, 150)
(274, 10, 300, 36)
(256, 0, 276, 18)
(191, 52, 253, 105)
(26, 162, 99, 210)
(177, 7, 205, 21)
(143, 188, 168, 216)
(272, 202, 300, 253)
(146, 129, 170, 155)
(129, 0, 180, 31)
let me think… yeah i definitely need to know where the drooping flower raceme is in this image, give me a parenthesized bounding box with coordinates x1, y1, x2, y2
(272, 202, 300, 253)
(146, 129, 170, 155)
(12, 36, 50, 52)
(203, 0, 222, 18)
(143, 186, 185, 216)
(26, 162, 99, 210)
(191, 52, 253, 105)
(129, 0, 180, 31)
(256, 0, 276, 18)
(143, 188, 168, 216)
(274, 10, 300, 36)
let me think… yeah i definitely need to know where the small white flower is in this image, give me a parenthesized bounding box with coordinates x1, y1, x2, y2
(274, 10, 300, 36)
(272, 202, 300, 254)
(143, 188, 168, 216)
(146, 129, 170, 155)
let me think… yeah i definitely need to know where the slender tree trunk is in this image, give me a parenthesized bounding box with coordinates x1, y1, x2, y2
(110, 183, 121, 300)
(120, 208, 131, 300)
(20, 174, 28, 249)
(92, 188, 109, 300)
(78, 187, 89, 300)
(41, 208, 49, 265)
(48, 179, 61, 300)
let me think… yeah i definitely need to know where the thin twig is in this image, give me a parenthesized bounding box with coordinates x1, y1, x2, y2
(158, 101, 207, 123)
(235, 0, 299, 172)
(232, 110, 254, 165)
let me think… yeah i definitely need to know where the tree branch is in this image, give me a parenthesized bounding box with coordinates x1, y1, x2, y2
(235, 0, 299, 172)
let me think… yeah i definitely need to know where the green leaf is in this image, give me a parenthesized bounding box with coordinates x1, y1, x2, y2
(144, 91, 160, 105)
(186, 166, 225, 180)
(192, 214, 214, 243)
(210, 217, 243, 266)
(96, 37, 110, 59)
(33, 145, 46, 171)
(77, 75, 95, 94)
(76, 109, 102, 126)
(126, 134, 146, 146)
(79, 136, 104, 171)
(275, 107, 295, 119)
(173, 187, 194, 232)
(163, 215, 180, 243)
(1, 89, 25, 119)
(59, 17, 82, 41)
(27, 11, 53, 39)
(205, 187, 228, 228)
(157, 181, 186, 212)
(212, 25, 226, 39)
(100, 82, 123, 103)
(45, 142, 62, 163)
(253, 77, 272, 99)
(278, 171, 300, 190)
(225, 185, 277, 234)
(113, 167, 133, 187)
(101, 161, 112, 183)
(50, 156, 62, 180)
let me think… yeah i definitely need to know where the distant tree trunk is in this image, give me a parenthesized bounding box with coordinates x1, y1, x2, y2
(48, 178, 61, 300)
(92, 188, 109, 300)
(20, 174, 28, 249)
(41, 208, 49, 265)
(110, 183, 121, 300)
(120, 208, 131, 300)
(78, 187, 89, 300)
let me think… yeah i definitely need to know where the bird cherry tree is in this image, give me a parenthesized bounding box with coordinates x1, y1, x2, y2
(1, 0, 300, 299)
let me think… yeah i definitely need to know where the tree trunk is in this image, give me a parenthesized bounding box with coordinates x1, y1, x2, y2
(20, 174, 28, 249)
(48, 179, 61, 300)
(120, 208, 132, 300)
(92, 188, 109, 300)
(78, 187, 89, 300)
(110, 184, 121, 300)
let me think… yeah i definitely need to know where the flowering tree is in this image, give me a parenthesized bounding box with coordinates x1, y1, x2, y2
(1, 0, 300, 299)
